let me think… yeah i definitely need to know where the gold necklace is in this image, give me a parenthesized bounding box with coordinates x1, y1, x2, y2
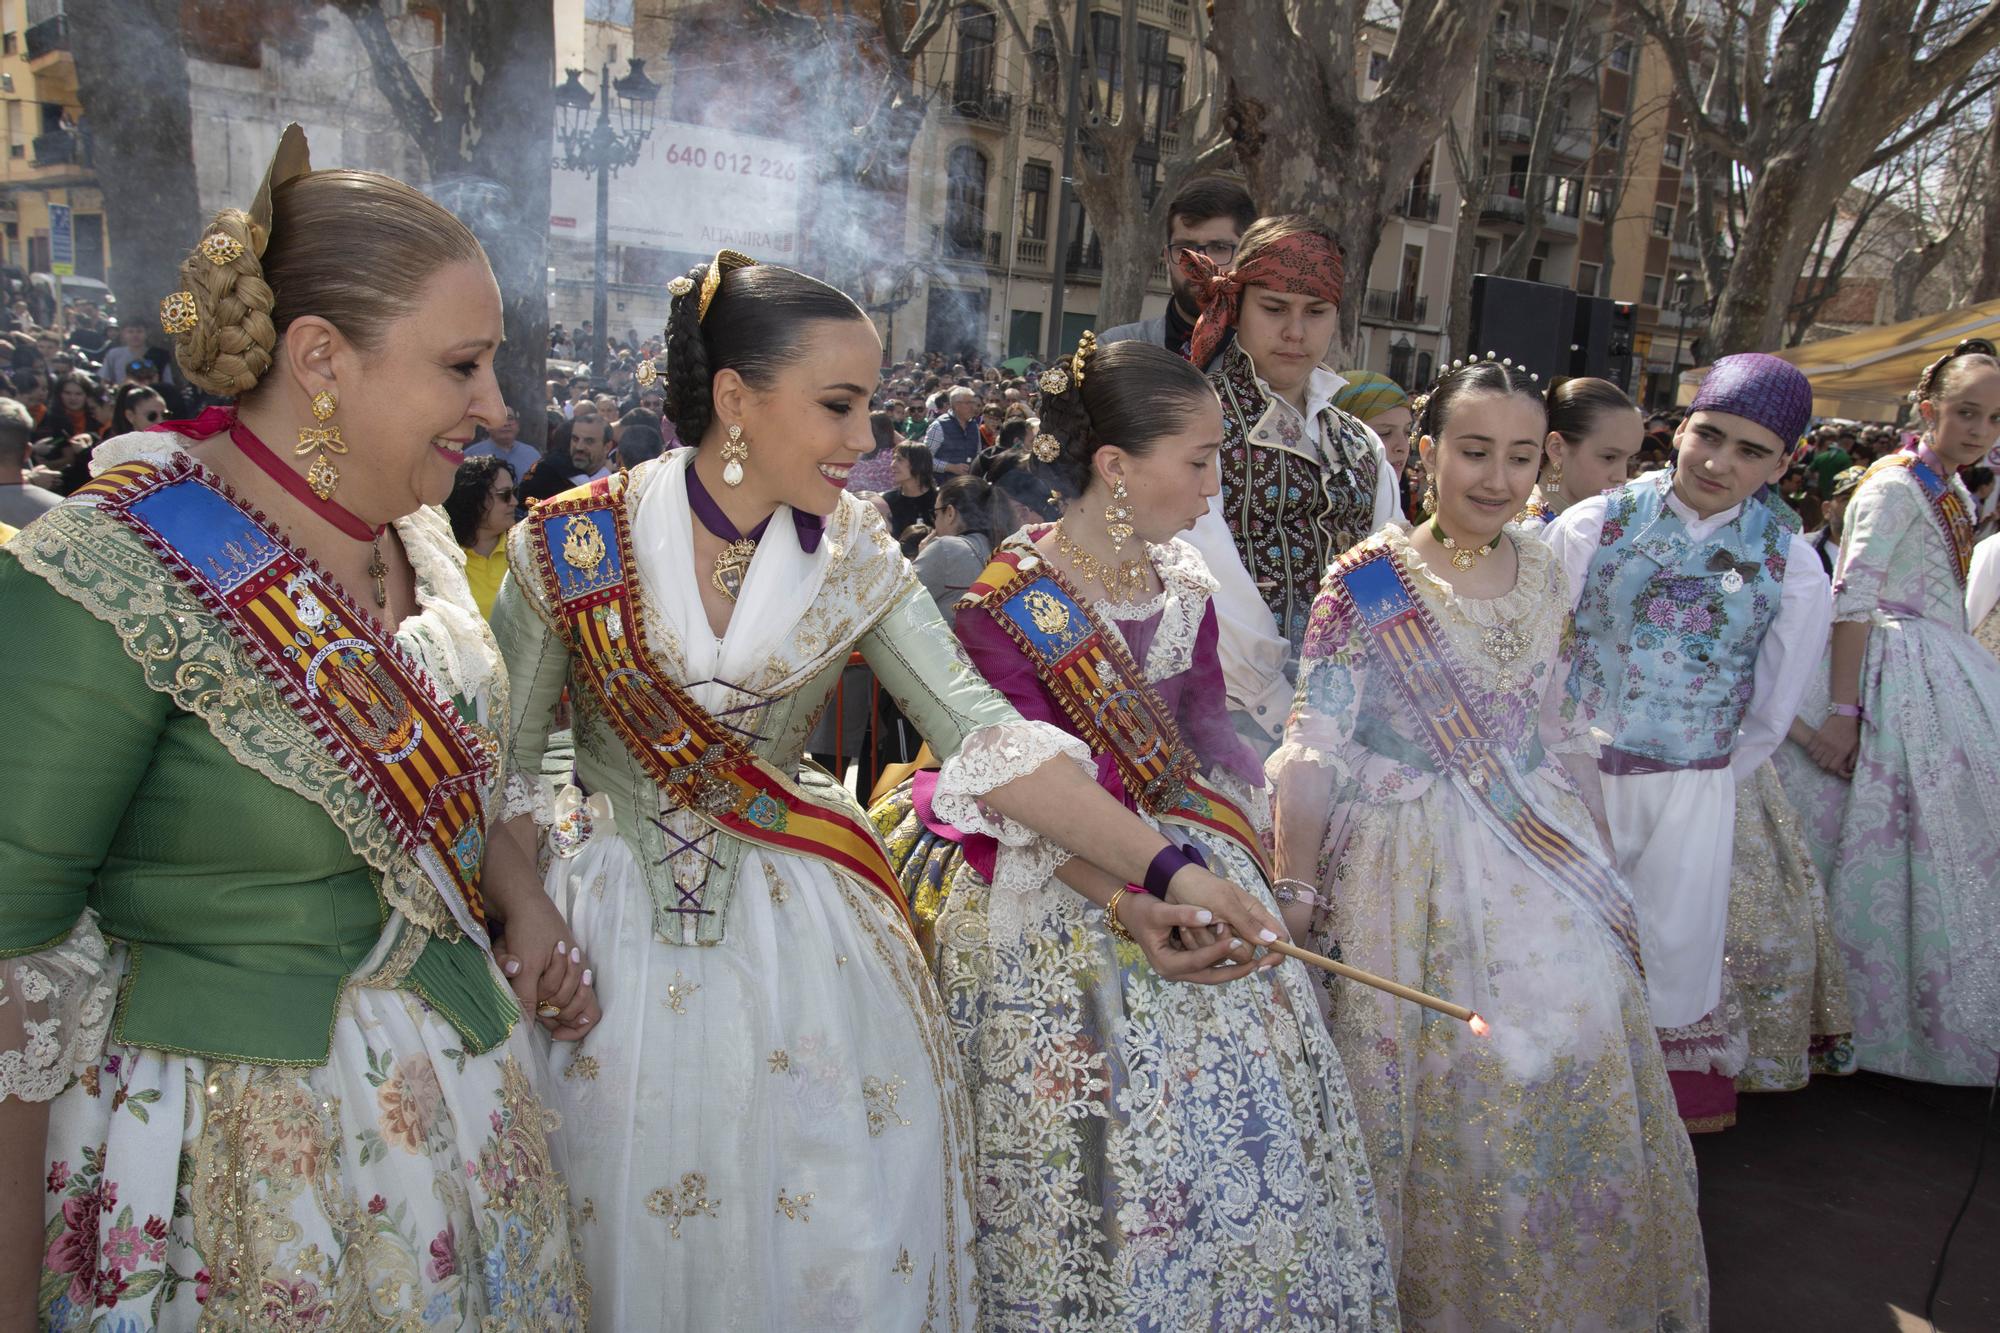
(1053, 523, 1152, 601)
(1430, 517, 1501, 571)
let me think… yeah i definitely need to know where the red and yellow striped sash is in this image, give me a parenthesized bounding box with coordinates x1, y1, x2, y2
(525, 478, 914, 929)
(75, 457, 494, 941)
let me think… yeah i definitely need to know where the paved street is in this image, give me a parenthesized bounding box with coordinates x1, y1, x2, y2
(1696, 1072, 2000, 1332)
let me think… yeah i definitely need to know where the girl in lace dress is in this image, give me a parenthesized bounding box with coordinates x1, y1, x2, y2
(876, 339, 1397, 1330)
(491, 259, 1293, 1331)
(1269, 361, 1706, 1331)
(1777, 340, 2000, 1085)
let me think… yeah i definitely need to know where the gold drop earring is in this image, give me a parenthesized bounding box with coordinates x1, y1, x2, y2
(1105, 477, 1134, 551)
(297, 389, 347, 501)
(721, 423, 749, 487)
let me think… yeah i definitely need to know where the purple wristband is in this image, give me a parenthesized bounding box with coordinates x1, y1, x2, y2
(1143, 844, 1196, 899)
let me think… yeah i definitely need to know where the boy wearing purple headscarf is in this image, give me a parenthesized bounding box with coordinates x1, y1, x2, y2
(1544, 353, 1834, 1133)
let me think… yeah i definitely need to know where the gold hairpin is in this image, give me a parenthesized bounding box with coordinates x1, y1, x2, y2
(697, 249, 757, 322)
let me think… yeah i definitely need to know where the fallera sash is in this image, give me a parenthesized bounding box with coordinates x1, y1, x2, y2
(1867, 449, 1972, 588)
(965, 549, 1271, 879)
(73, 456, 496, 943)
(525, 477, 915, 930)
(1327, 547, 1644, 979)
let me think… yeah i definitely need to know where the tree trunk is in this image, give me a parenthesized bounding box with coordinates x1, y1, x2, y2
(1706, 148, 1838, 355)
(337, 0, 555, 446)
(67, 0, 202, 347)
(1976, 84, 2000, 302)
(1211, 0, 1503, 361)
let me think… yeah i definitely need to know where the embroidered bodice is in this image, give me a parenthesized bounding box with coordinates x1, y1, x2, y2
(1567, 471, 1789, 765)
(1834, 460, 1976, 631)
(1278, 525, 1584, 804)
(1211, 343, 1383, 649)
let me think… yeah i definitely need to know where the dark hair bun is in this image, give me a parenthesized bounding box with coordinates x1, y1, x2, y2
(1035, 339, 1211, 492)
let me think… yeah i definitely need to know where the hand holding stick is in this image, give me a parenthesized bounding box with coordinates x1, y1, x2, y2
(1263, 937, 1490, 1035)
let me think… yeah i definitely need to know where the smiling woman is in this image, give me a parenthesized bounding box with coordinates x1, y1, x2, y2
(0, 124, 591, 1331)
(493, 255, 1305, 1330)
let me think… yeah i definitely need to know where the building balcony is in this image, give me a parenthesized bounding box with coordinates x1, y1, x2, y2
(25, 12, 67, 63)
(1363, 288, 1429, 325)
(1016, 235, 1049, 267)
(1543, 210, 1580, 235)
(1493, 112, 1534, 143)
(1064, 238, 1104, 275)
(933, 225, 1001, 266)
(31, 127, 88, 169)
(1157, 127, 1181, 155)
(1551, 126, 1592, 160)
(945, 88, 1014, 129)
(1482, 193, 1527, 224)
(1672, 237, 1700, 263)
(1024, 102, 1058, 140)
(1395, 190, 1441, 222)
(1170, 0, 1193, 32)
(1493, 30, 1555, 64)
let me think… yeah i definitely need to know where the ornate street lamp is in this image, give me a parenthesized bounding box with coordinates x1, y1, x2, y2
(553, 58, 659, 378)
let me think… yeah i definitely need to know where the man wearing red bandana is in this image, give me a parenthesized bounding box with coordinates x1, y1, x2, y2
(1176, 215, 1403, 746)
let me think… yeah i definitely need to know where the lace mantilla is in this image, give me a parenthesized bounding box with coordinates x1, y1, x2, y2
(0, 912, 114, 1101)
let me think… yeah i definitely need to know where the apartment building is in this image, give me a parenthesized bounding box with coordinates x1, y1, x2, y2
(0, 0, 104, 296)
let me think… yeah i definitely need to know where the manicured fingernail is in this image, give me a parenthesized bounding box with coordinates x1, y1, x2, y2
(555, 940, 567, 955)
(1195, 909, 1213, 924)
(582, 968, 593, 986)
(503, 959, 520, 976)
(1259, 929, 1279, 943)
(570, 947, 582, 964)
(579, 1016, 591, 1025)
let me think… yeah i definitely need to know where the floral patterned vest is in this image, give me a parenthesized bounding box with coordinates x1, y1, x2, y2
(1210, 343, 1381, 650)
(1567, 470, 1790, 767)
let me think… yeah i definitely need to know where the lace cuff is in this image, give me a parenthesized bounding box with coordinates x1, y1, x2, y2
(1, 912, 115, 1102)
(1266, 740, 1351, 787)
(501, 770, 556, 826)
(931, 719, 1093, 853)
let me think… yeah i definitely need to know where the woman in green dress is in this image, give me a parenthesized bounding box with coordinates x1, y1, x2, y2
(0, 128, 592, 1329)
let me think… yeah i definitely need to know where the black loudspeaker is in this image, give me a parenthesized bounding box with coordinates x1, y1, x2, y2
(1570, 296, 1614, 378)
(1468, 274, 1576, 380)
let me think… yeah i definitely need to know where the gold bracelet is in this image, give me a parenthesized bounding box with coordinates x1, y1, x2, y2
(1103, 891, 1136, 943)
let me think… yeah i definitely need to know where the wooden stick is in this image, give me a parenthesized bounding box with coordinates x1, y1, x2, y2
(1265, 938, 1484, 1028)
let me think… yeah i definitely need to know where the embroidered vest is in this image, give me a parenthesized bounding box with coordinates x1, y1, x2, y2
(1568, 471, 1789, 767)
(1212, 343, 1381, 650)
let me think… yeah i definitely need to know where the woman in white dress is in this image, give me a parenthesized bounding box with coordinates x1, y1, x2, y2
(1269, 359, 1706, 1330)
(491, 254, 1292, 1331)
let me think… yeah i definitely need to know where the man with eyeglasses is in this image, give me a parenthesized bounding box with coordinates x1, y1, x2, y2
(1098, 178, 1256, 361)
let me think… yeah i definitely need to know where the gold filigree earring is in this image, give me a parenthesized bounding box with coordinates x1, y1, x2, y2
(721, 423, 749, 487)
(1105, 477, 1134, 551)
(297, 389, 348, 501)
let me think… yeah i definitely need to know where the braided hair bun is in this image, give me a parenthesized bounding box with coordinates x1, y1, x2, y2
(1034, 338, 1212, 494)
(660, 259, 870, 445)
(171, 209, 278, 397)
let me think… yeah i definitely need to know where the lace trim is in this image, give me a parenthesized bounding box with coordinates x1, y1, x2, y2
(1383, 521, 1558, 627)
(930, 719, 1094, 855)
(0, 912, 114, 1102)
(1266, 739, 1350, 786)
(9, 453, 500, 940)
(502, 770, 556, 826)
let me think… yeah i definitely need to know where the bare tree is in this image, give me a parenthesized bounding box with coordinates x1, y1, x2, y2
(1209, 0, 1506, 353)
(67, 0, 203, 344)
(1636, 0, 2000, 354)
(1973, 82, 2000, 301)
(989, 0, 1231, 326)
(328, 0, 555, 444)
(1489, 1, 1593, 278)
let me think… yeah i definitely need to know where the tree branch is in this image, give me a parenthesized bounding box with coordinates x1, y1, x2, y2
(329, 0, 445, 171)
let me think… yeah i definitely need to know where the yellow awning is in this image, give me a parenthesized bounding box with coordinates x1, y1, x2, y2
(1677, 299, 2000, 420)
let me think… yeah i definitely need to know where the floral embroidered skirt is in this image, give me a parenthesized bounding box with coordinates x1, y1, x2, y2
(539, 831, 979, 1332)
(39, 947, 589, 1331)
(1310, 772, 1708, 1332)
(887, 800, 1399, 1332)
